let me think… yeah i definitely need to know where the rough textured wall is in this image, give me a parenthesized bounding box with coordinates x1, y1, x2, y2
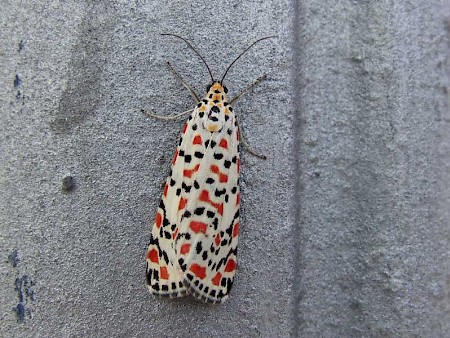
(0, 1, 449, 337)
(293, 1, 450, 336)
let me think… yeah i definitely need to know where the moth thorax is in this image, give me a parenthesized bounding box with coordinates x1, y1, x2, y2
(203, 105, 225, 132)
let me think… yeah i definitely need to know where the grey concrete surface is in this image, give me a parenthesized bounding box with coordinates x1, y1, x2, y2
(1, 1, 449, 337)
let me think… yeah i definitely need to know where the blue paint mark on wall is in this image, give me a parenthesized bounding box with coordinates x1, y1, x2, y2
(9, 249, 35, 323)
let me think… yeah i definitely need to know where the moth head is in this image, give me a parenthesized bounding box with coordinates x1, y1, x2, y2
(207, 82, 228, 94)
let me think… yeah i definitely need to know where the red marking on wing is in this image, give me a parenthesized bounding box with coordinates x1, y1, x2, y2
(233, 222, 240, 237)
(212, 272, 222, 286)
(155, 212, 162, 229)
(172, 227, 179, 240)
(237, 158, 240, 174)
(236, 130, 240, 141)
(190, 221, 207, 234)
(182, 123, 188, 134)
(224, 259, 237, 272)
(217, 203, 224, 216)
(163, 184, 169, 197)
(180, 244, 190, 255)
(210, 165, 228, 183)
(160, 266, 169, 280)
(215, 233, 221, 246)
(183, 164, 200, 178)
(236, 193, 240, 206)
(219, 173, 228, 183)
(199, 189, 223, 215)
(147, 249, 159, 263)
(199, 189, 210, 202)
(219, 138, 228, 149)
(178, 197, 187, 210)
(193, 135, 203, 145)
(210, 165, 219, 173)
(190, 263, 206, 279)
(172, 149, 179, 165)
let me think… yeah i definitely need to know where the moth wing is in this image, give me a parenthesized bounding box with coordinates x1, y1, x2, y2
(175, 114, 240, 303)
(145, 111, 201, 298)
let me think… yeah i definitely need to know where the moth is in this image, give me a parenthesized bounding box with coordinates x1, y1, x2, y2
(144, 34, 275, 303)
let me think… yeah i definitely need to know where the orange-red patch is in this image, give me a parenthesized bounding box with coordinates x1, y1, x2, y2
(224, 259, 237, 272)
(160, 266, 169, 280)
(217, 203, 224, 216)
(233, 222, 240, 237)
(155, 212, 162, 228)
(172, 149, 179, 165)
(183, 164, 200, 178)
(189, 221, 207, 234)
(210, 165, 219, 173)
(215, 233, 221, 246)
(199, 190, 223, 214)
(212, 272, 222, 286)
(190, 263, 206, 279)
(200, 189, 210, 202)
(219, 173, 228, 183)
(193, 135, 203, 145)
(210, 165, 228, 182)
(236, 193, 240, 206)
(180, 243, 190, 255)
(172, 227, 179, 240)
(163, 184, 168, 197)
(178, 197, 187, 210)
(147, 249, 159, 263)
(219, 138, 228, 149)
(182, 123, 188, 134)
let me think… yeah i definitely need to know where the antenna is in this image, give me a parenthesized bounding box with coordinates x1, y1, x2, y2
(220, 36, 277, 84)
(161, 33, 214, 83)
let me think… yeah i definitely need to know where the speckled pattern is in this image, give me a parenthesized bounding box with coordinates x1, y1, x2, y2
(145, 82, 242, 304)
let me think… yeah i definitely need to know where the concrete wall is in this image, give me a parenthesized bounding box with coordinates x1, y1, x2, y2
(1, 1, 449, 337)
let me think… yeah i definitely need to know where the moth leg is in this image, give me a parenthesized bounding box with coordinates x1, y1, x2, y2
(237, 118, 267, 160)
(166, 61, 200, 102)
(140, 62, 197, 120)
(141, 108, 194, 121)
(229, 74, 267, 104)
(231, 75, 268, 159)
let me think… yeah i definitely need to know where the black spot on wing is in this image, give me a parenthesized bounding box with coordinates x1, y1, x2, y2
(194, 151, 204, 159)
